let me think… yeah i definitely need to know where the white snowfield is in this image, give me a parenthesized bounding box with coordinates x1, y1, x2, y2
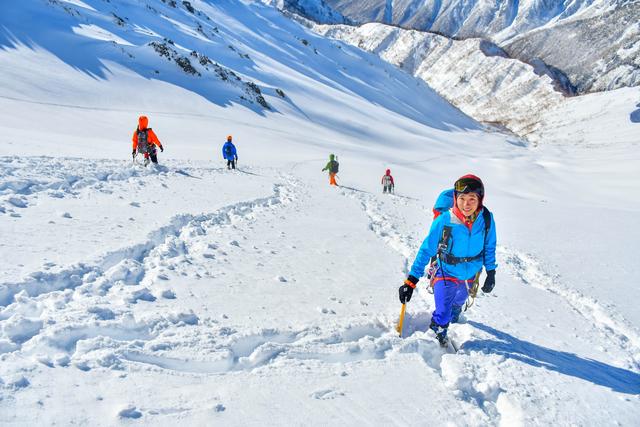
(0, 0, 639, 425)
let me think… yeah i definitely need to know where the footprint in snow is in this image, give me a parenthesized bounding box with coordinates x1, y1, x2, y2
(161, 289, 176, 299)
(55, 354, 70, 367)
(87, 306, 116, 320)
(8, 375, 30, 390)
(310, 389, 344, 400)
(118, 407, 142, 419)
(127, 288, 156, 304)
(7, 197, 27, 208)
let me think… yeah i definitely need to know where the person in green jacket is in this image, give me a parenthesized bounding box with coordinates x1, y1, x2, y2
(322, 154, 339, 186)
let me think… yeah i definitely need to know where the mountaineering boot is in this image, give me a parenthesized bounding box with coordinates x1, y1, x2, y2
(429, 318, 449, 347)
(451, 305, 463, 324)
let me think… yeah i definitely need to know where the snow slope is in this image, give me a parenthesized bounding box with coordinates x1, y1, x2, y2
(1, 0, 639, 425)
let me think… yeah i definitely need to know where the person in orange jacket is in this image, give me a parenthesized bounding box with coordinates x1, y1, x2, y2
(132, 115, 163, 165)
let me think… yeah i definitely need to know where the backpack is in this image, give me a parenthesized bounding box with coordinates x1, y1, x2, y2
(329, 160, 339, 173)
(224, 143, 233, 157)
(136, 128, 152, 153)
(382, 175, 393, 186)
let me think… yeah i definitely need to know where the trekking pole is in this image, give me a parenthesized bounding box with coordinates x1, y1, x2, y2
(395, 303, 407, 337)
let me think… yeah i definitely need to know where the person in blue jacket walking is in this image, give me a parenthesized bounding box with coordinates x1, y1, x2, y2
(398, 174, 497, 346)
(222, 135, 238, 170)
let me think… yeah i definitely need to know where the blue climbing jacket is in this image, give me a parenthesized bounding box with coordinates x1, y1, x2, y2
(222, 141, 237, 160)
(409, 208, 497, 280)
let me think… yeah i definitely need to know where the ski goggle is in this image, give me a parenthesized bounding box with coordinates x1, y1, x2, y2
(454, 177, 484, 196)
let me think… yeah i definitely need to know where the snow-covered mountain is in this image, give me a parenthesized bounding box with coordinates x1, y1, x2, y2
(501, 0, 640, 92)
(314, 22, 567, 141)
(299, 13, 638, 143)
(270, 0, 639, 141)
(291, 0, 640, 93)
(1, 1, 639, 425)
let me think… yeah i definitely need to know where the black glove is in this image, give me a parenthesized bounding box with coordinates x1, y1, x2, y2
(399, 275, 419, 304)
(159, 145, 164, 152)
(482, 270, 496, 293)
(132, 150, 136, 158)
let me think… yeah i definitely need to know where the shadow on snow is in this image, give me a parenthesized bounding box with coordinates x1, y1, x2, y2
(465, 321, 640, 395)
(630, 103, 640, 123)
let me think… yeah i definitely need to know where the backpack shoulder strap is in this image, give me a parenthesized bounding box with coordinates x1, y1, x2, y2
(438, 224, 453, 254)
(482, 207, 491, 237)
(481, 207, 492, 265)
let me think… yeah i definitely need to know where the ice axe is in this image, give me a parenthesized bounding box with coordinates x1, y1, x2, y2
(395, 303, 407, 337)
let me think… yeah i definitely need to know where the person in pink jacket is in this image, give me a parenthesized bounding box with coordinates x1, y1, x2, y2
(381, 169, 394, 194)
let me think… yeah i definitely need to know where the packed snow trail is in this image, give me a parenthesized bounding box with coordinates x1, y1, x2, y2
(340, 184, 640, 370)
(1, 163, 495, 425)
(336, 179, 640, 424)
(2, 160, 640, 425)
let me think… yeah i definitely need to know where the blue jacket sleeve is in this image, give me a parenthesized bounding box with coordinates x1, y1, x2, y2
(409, 216, 444, 279)
(222, 144, 226, 158)
(483, 212, 497, 271)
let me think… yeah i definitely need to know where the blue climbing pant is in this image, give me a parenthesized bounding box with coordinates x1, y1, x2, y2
(431, 276, 473, 326)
